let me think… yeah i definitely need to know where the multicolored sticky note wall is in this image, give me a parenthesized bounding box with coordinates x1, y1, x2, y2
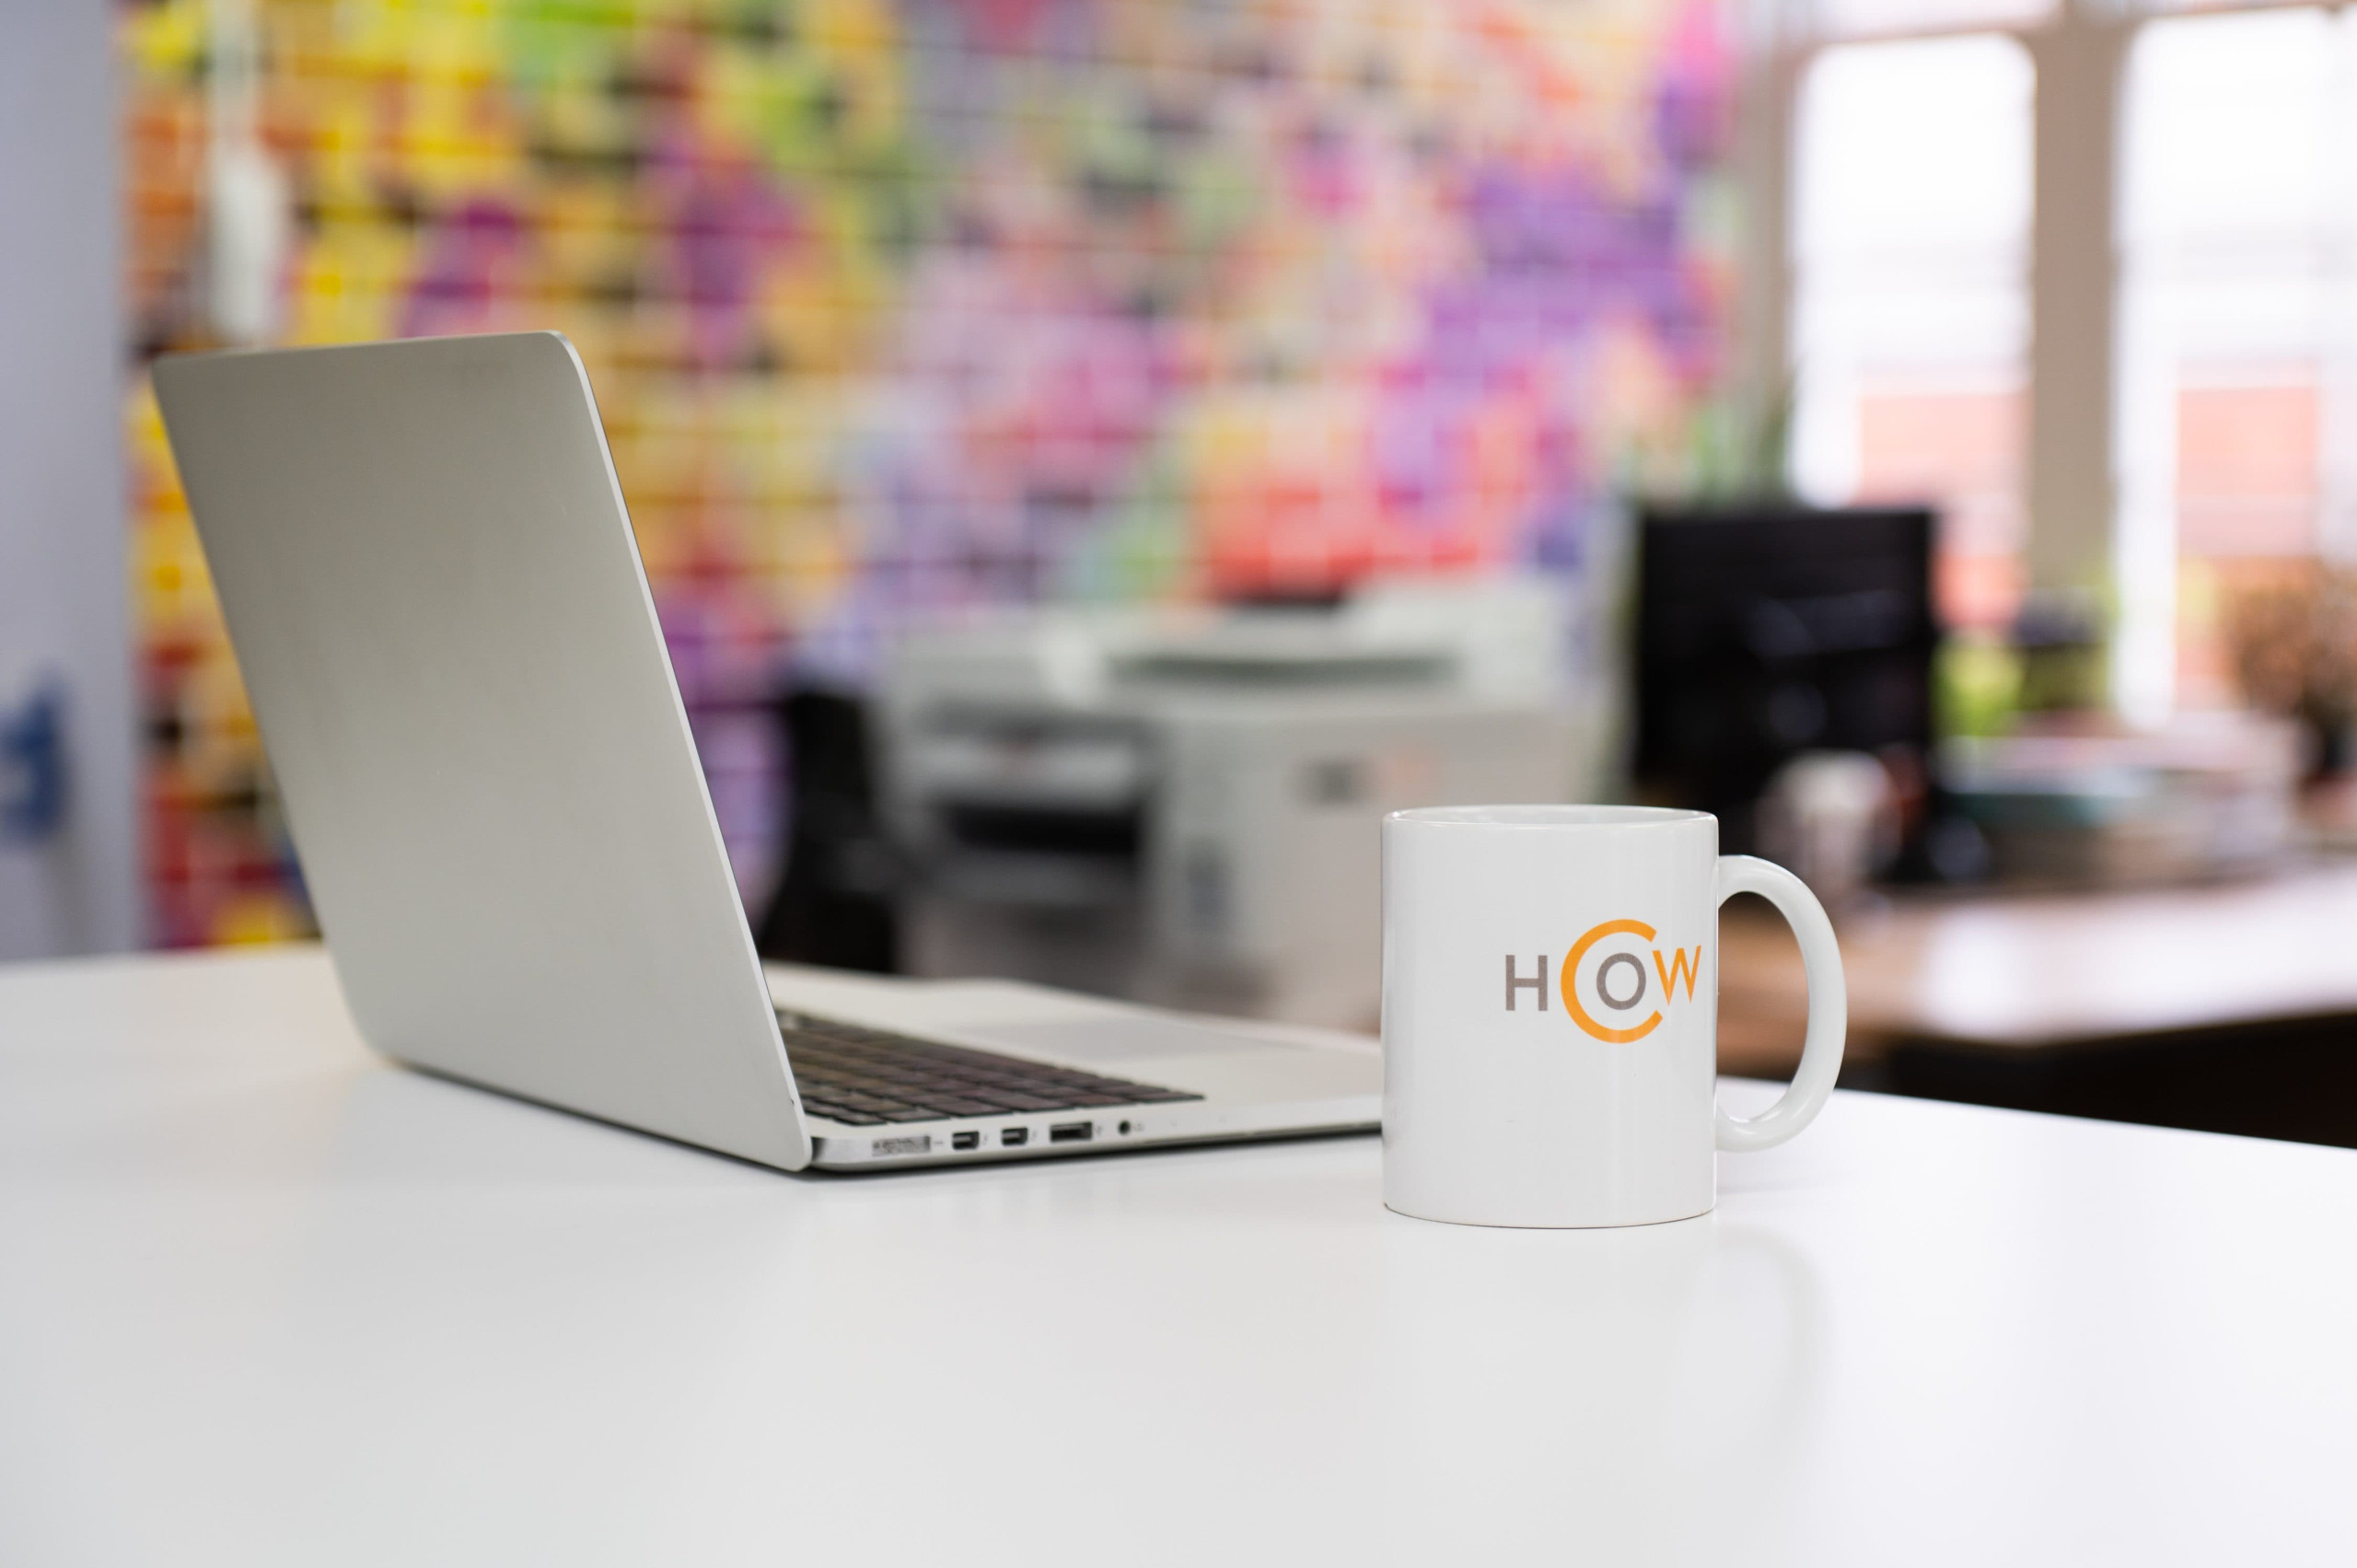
(123, 0, 1734, 947)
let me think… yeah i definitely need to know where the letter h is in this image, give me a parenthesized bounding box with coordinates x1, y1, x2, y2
(1505, 955, 1549, 1011)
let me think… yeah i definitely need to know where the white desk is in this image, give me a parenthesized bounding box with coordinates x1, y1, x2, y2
(6, 947, 2355, 1566)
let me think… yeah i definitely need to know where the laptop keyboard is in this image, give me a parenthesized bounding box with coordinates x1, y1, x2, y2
(777, 1010, 1204, 1126)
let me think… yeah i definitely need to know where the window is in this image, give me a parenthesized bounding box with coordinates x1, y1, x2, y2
(2119, 6, 2357, 717)
(1790, 33, 2035, 637)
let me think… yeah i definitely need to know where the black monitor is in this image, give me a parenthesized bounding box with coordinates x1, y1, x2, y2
(1633, 505, 1937, 858)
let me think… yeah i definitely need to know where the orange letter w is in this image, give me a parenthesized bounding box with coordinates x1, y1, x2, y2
(1652, 946, 1702, 1002)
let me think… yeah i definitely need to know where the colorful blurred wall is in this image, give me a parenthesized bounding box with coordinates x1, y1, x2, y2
(122, 0, 1736, 947)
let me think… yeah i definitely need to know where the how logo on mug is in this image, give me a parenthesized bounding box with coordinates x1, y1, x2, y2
(1503, 920, 1702, 1042)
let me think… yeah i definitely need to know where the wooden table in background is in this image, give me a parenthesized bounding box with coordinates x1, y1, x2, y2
(1719, 858, 2357, 1144)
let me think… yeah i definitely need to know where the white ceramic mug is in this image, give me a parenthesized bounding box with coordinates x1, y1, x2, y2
(1381, 805, 1846, 1228)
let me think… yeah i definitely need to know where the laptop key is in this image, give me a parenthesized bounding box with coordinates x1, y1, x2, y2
(927, 1094, 1028, 1113)
(987, 1092, 1078, 1111)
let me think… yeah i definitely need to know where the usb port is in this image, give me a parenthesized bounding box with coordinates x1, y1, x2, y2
(1000, 1127, 1029, 1147)
(951, 1131, 981, 1152)
(1050, 1121, 1094, 1144)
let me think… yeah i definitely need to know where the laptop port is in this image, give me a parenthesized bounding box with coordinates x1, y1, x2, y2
(1050, 1121, 1094, 1144)
(951, 1131, 981, 1152)
(1000, 1127, 1029, 1147)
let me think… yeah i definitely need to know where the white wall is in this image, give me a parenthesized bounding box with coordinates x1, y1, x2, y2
(0, 0, 139, 958)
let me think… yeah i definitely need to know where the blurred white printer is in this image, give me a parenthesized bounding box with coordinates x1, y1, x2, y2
(876, 577, 1604, 1028)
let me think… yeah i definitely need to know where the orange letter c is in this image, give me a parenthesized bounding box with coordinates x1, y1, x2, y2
(1562, 919, 1664, 1042)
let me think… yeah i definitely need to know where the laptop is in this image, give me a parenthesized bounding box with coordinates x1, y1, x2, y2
(155, 332, 1381, 1172)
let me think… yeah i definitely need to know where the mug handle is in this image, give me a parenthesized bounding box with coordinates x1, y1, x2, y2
(1714, 854, 1847, 1153)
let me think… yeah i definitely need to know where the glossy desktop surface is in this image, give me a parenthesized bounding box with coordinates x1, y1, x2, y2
(6, 947, 2356, 1565)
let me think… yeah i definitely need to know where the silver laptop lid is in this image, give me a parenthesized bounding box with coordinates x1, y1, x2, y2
(156, 332, 810, 1170)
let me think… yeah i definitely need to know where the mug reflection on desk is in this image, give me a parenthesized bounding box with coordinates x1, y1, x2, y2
(1375, 1215, 1826, 1554)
